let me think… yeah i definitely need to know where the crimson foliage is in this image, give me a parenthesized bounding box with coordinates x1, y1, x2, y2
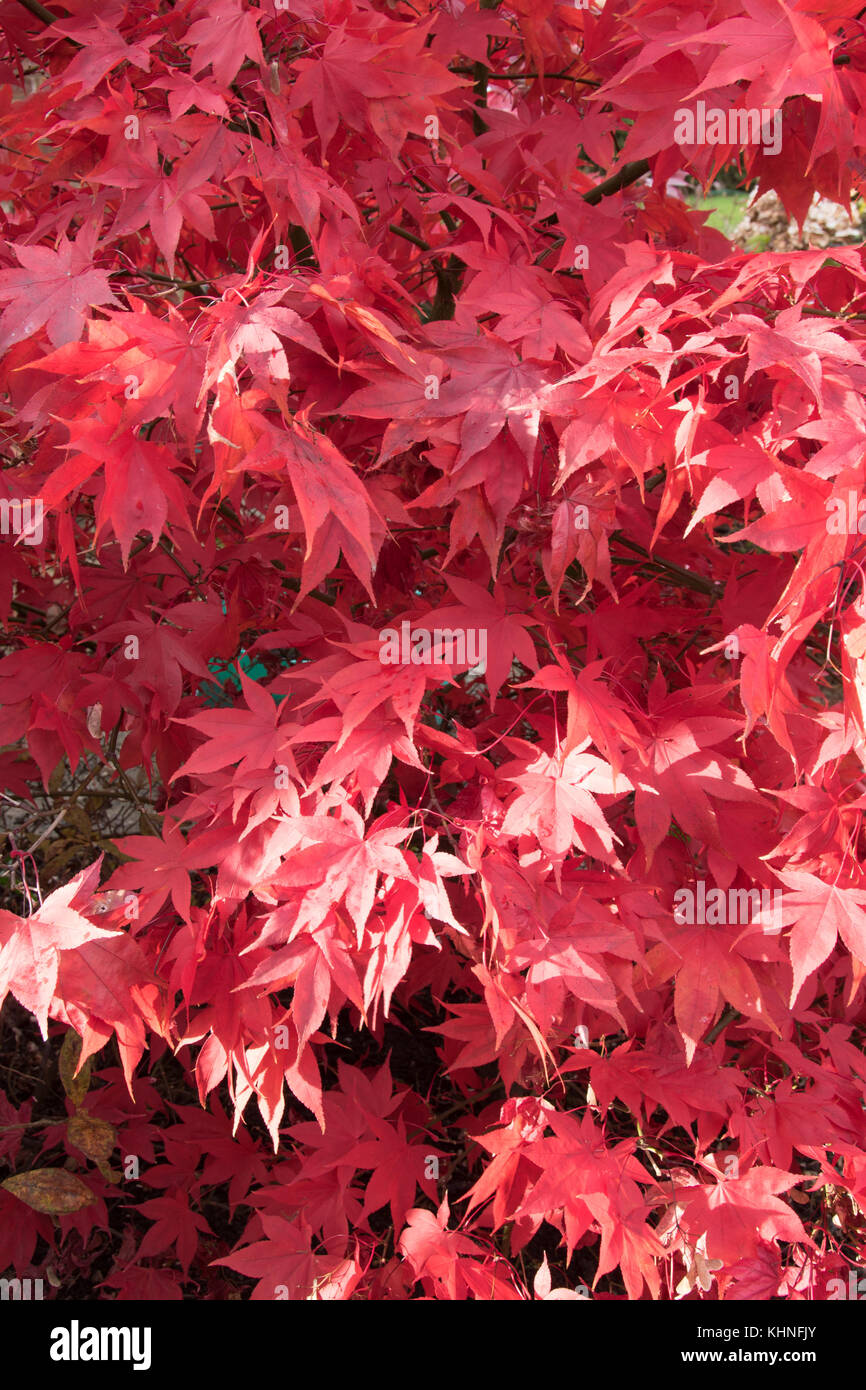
(2, 0, 866, 1302)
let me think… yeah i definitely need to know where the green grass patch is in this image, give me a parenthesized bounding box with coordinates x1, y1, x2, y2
(685, 188, 749, 240)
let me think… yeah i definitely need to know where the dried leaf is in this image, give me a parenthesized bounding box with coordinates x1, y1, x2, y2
(67, 1110, 117, 1170)
(2, 1169, 96, 1214)
(58, 1028, 92, 1106)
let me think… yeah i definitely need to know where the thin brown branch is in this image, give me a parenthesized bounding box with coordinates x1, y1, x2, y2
(14, 0, 63, 24)
(388, 224, 431, 251)
(583, 157, 651, 207)
(704, 1006, 741, 1045)
(613, 534, 721, 596)
(113, 267, 211, 293)
(449, 66, 599, 85)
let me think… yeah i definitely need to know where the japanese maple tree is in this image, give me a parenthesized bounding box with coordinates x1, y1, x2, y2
(1, 0, 866, 1303)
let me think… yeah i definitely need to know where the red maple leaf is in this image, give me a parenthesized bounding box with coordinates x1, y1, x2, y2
(0, 234, 118, 354)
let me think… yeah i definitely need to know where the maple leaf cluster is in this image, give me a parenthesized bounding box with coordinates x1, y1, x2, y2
(1, 0, 866, 1303)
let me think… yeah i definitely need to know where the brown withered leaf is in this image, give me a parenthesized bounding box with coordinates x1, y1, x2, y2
(58, 1029, 92, 1106)
(2, 1169, 95, 1214)
(67, 1111, 117, 1181)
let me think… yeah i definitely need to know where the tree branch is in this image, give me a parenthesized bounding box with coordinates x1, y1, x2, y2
(535, 157, 654, 263)
(583, 157, 651, 207)
(704, 1006, 741, 1045)
(388, 224, 431, 251)
(450, 66, 599, 85)
(613, 534, 722, 596)
(113, 267, 211, 293)
(14, 0, 62, 24)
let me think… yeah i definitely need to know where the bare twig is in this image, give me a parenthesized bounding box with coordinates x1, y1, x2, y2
(613, 534, 721, 597)
(449, 66, 599, 85)
(388, 224, 431, 252)
(704, 1006, 741, 1045)
(14, 0, 64, 25)
(583, 157, 651, 207)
